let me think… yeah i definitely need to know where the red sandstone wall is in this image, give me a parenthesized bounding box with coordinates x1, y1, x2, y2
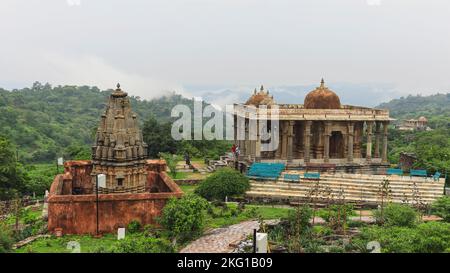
(48, 159, 183, 235)
(48, 191, 182, 234)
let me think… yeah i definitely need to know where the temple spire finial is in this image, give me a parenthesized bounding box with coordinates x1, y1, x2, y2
(320, 78, 325, 88)
(116, 83, 121, 89)
(260, 85, 264, 91)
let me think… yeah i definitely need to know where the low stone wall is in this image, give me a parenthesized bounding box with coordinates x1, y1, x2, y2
(48, 191, 182, 235)
(174, 179, 203, 185)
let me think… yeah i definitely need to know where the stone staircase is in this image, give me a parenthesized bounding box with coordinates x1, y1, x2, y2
(246, 172, 445, 206)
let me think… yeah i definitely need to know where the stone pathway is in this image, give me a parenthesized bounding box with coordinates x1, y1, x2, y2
(180, 220, 277, 253)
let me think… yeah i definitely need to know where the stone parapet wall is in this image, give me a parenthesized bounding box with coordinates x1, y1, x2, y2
(48, 191, 182, 235)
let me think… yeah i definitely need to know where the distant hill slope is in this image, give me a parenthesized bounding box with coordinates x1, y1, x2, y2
(377, 93, 450, 128)
(0, 83, 195, 162)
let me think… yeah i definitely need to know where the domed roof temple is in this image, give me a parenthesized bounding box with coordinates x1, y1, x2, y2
(233, 79, 394, 173)
(47, 84, 182, 235)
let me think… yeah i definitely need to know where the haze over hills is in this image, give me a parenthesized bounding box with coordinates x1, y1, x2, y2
(185, 82, 404, 108)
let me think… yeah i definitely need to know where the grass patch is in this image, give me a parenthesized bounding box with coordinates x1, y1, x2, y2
(14, 234, 118, 253)
(205, 203, 292, 229)
(168, 172, 190, 180)
(179, 184, 198, 194)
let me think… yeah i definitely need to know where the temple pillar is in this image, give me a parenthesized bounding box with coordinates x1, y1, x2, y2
(374, 122, 381, 158)
(287, 121, 294, 162)
(323, 122, 331, 163)
(281, 121, 288, 159)
(347, 122, 354, 163)
(382, 121, 389, 163)
(366, 121, 373, 162)
(255, 121, 261, 161)
(304, 121, 312, 163)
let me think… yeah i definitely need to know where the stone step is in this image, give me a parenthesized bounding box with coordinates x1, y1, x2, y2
(247, 176, 444, 204)
(251, 180, 444, 195)
(250, 182, 443, 198)
(248, 187, 441, 202)
(246, 190, 438, 204)
(251, 180, 444, 194)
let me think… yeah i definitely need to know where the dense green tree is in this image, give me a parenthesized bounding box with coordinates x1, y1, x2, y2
(142, 116, 177, 158)
(0, 136, 28, 200)
(158, 194, 209, 243)
(195, 168, 250, 201)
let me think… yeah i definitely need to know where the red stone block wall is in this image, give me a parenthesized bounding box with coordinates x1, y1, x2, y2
(48, 192, 181, 234)
(47, 159, 183, 235)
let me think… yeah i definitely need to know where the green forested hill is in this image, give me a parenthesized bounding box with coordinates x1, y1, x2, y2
(377, 93, 450, 128)
(0, 82, 194, 162)
(377, 93, 450, 173)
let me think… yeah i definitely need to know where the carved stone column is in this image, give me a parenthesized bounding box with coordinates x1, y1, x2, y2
(281, 121, 288, 159)
(382, 121, 389, 163)
(366, 121, 373, 162)
(255, 120, 261, 161)
(323, 122, 331, 163)
(347, 122, 354, 163)
(374, 122, 381, 158)
(287, 121, 294, 162)
(304, 121, 312, 163)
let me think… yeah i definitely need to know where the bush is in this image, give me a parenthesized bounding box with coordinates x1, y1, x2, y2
(431, 196, 450, 222)
(195, 168, 250, 201)
(127, 220, 142, 234)
(356, 222, 450, 253)
(374, 203, 418, 227)
(158, 194, 209, 242)
(0, 225, 13, 253)
(112, 236, 174, 253)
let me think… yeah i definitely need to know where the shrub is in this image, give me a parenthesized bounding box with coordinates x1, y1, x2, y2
(0, 225, 13, 253)
(112, 236, 174, 253)
(374, 203, 418, 227)
(127, 220, 142, 234)
(318, 204, 353, 232)
(431, 196, 450, 222)
(195, 168, 250, 201)
(158, 194, 209, 242)
(356, 222, 450, 253)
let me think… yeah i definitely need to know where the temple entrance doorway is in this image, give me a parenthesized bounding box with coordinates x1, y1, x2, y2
(330, 131, 344, 158)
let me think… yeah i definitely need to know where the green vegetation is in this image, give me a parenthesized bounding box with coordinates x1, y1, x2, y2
(374, 203, 419, 227)
(110, 236, 174, 253)
(158, 194, 209, 243)
(195, 168, 250, 201)
(0, 82, 195, 163)
(377, 94, 450, 176)
(0, 136, 28, 200)
(377, 93, 450, 129)
(431, 196, 450, 222)
(160, 153, 182, 178)
(388, 128, 450, 174)
(354, 222, 450, 253)
(205, 203, 291, 229)
(142, 115, 231, 160)
(179, 184, 198, 194)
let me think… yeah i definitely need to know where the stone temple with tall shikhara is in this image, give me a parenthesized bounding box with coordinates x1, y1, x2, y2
(91, 84, 149, 192)
(47, 84, 182, 235)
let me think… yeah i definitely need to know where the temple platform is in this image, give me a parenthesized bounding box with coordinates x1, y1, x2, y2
(246, 172, 445, 207)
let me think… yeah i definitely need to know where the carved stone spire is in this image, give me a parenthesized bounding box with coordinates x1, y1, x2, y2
(92, 84, 148, 189)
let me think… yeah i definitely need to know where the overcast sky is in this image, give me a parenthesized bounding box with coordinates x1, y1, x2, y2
(1, 0, 449, 101)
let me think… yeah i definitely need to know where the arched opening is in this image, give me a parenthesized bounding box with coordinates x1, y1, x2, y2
(330, 131, 344, 158)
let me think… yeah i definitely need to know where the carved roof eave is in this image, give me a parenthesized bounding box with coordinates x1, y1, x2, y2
(232, 103, 392, 121)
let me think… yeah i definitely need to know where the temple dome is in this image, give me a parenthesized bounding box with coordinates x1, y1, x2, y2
(304, 79, 341, 109)
(245, 85, 275, 106)
(418, 116, 428, 122)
